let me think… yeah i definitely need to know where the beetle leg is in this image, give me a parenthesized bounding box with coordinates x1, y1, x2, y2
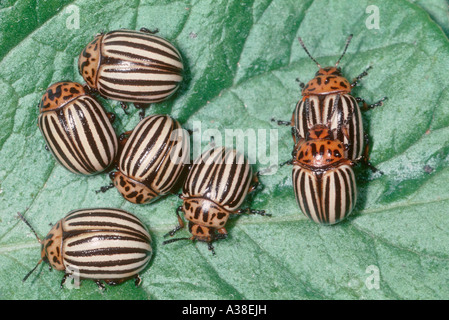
(280, 159, 293, 167)
(207, 242, 216, 255)
(206, 229, 228, 255)
(291, 126, 302, 144)
(95, 171, 123, 194)
(270, 118, 291, 126)
(235, 207, 270, 217)
(356, 96, 388, 111)
(106, 112, 116, 123)
(296, 77, 305, 89)
(216, 228, 228, 237)
(82, 83, 96, 95)
(353, 133, 383, 174)
(134, 103, 150, 120)
(248, 172, 261, 193)
(134, 275, 142, 287)
(350, 65, 372, 88)
(140, 27, 159, 34)
(94, 280, 106, 291)
(119, 130, 133, 146)
(164, 206, 185, 237)
(120, 101, 129, 114)
(95, 183, 114, 193)
(60, 273, 70, 289)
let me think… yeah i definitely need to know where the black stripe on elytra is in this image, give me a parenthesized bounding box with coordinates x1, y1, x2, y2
(44, 115, 86, 174)
(79, 96, 116, 162)
(98, 80, 176, 99)
(73, 99, 111, 169)
(297, 170, 311, 221)
(132, 116, 170, 179)
(65, 246, 149, 257)
(104, 39, 181, 62)
(308, 172, 321, 223)
(64, 255, 149, 268)
(65, 209, 144, 229)
(104, 49, 181, 73)
(333, 171, 342, 222)
(99, 75, 180, 87)
(102, 67, 180, 75)
(105, 31, 179, 57)
(65, 105, 97, 173)
(341, 168, 351, 222)
(324, 173, 331, 224)
(67, 234, 149, 247)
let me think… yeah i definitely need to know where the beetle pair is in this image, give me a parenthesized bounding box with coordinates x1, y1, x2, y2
(38, 28, 184, 177)
(99, 115, 269, 254)
(277, 35, 386, 225)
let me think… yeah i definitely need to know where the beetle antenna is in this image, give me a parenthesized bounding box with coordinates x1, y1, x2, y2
(17, 212, 42, 243)
(22, 259, 43, 283)
(335, 34, 353, 67)
(298, 37, 321, 68)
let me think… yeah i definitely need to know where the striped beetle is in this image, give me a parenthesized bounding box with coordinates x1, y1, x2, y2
(78, 28, 183, 117)
(289, 124, 357, 225)
(18, 208, 152, 289)
(274, 35, 386, 168)
(99, 114, 190, 204)
(38, 81, 118, 175)
(163, 146, 268, 254)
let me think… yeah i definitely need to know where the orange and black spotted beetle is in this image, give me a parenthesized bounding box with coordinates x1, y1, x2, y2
(38, 81, 118, 175)
(274, 35, 386, 171)
(163, 146, 269, 254)
(18, 208, 152, 289)
(283, 117, 358, 224)
(78, 28, 184, 118)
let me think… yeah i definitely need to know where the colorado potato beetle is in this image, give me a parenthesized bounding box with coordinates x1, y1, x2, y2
(286, 124, 357, 225)
(38, 81, 118, 175)
(274, 35, 386, 165)
(78, 28, 184, 117)
(163, 146, 268, 254)
(99, 114, 190, 204)
(18, 208, 152, 289)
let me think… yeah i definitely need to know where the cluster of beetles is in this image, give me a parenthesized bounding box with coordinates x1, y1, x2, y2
(19, 29, 386, 289)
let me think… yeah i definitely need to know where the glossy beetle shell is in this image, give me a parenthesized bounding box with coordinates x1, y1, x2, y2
(181, 146, 253, 241)
(111, 114, 190, 204)
(291, 37, 365, 160)
(78, 29, 183, 105)
(292, 93, 364, 160)
(292, 127, 356, 225)
(38, 81, 118, 175)
(33, 208, 152, 286)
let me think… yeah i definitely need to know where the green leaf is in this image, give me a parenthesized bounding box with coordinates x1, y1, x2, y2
(1, 0, 449, 300)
